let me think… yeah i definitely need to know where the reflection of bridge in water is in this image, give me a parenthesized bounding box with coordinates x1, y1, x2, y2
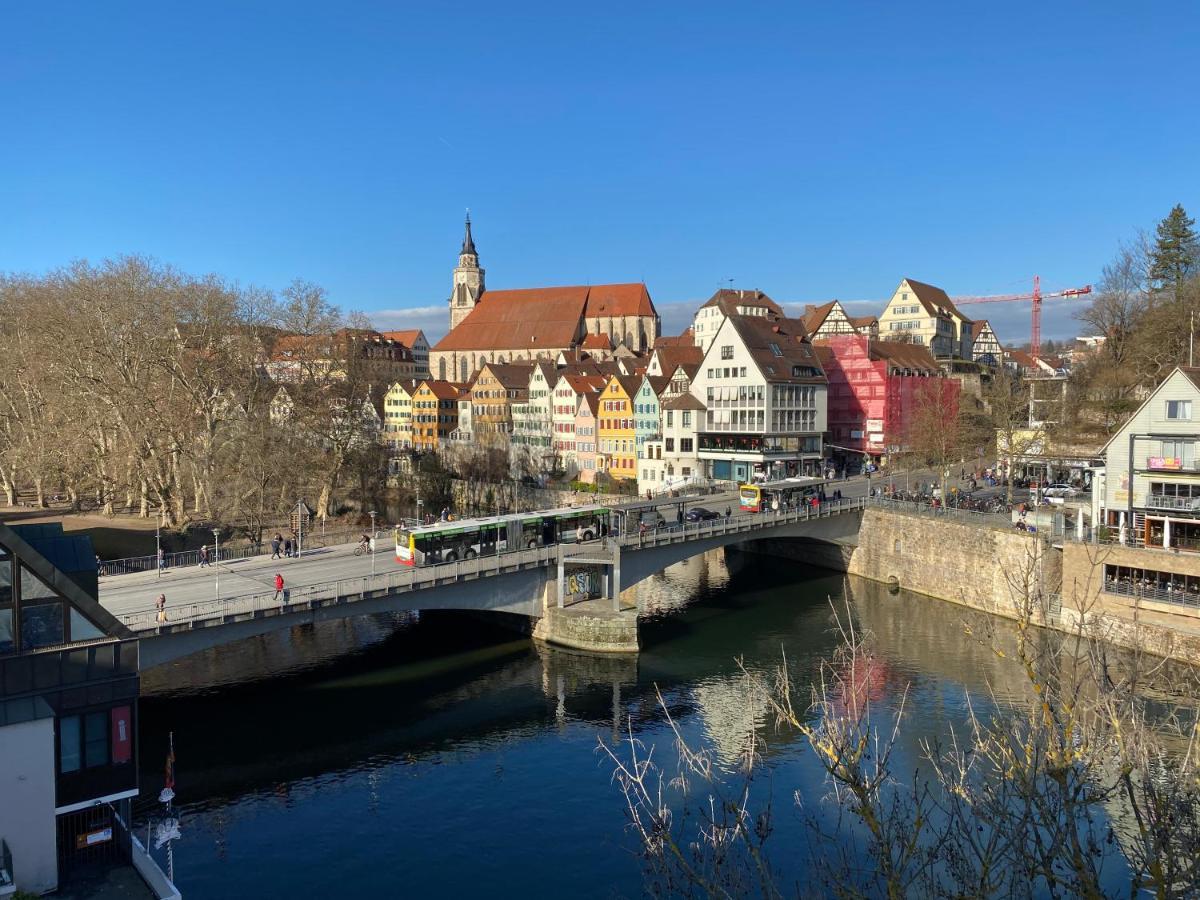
(101, 498, 866, 668)
(136, 566, 1046, 816)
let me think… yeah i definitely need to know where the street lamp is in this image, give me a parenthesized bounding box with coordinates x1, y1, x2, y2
(156, 522, 162, 579)
(211, 527, 220, 600)
(368, 510, 377, 576)
(295, 500, 304, 558)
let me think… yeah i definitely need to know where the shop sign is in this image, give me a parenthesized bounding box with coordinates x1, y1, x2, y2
(865, 419, 883, 432)
(1149, 457, 1183, 470)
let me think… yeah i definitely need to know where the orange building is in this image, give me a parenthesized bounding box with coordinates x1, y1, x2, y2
(411, 380, 465, 452)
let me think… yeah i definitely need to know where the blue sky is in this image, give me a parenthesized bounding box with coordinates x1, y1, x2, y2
(3, 2, 1197, 345)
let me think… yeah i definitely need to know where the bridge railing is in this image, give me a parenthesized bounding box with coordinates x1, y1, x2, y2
(118, 499, 866, 632)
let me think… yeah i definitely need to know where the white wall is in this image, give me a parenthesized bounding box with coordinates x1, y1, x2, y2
(0, 717, 58, 894)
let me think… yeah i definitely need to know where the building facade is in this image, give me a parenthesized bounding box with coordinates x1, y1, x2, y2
(692, 289, 782, 353)
(382, 380, 419, 450)
(802, 300, 879, 340)
(1100, 367, 1200, 549)
(381, 330, 431, 377)
(816, 334, 952, 464)
(876, 278, 970, 359)
(597, 376, 639, 481)
(0, 523, 151, 895)
(968, 320, 1003, 367)
(690, 311, 828, 483)
(410, 381, 463, 452)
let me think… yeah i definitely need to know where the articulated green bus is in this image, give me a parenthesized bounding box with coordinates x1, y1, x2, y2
(394, 505, 610, 566)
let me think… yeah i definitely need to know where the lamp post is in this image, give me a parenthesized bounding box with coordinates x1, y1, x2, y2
(369, 510, 377, 576)
(211, 527, 220, 600)
(295, 500, 304, 558)
(156, 523, 162, 579)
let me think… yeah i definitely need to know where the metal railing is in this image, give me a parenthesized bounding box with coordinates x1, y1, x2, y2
(100, 525, 395, 578)
(867, 495, 1014, 529)
(118, 500, 866, 632)
(1145, 494, 1200, 512)
(1102, 580, 1200, 609)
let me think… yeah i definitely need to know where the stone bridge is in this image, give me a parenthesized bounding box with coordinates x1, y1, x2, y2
(101, 499, 865, 667)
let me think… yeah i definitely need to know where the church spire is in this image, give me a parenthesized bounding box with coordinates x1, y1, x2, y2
(461, 210, 476, 255)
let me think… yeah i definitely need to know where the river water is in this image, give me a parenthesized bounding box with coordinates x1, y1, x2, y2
(135, 551, 1040, 898)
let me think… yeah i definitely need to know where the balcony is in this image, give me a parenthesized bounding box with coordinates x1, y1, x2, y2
(1146, 494, 1200, 512)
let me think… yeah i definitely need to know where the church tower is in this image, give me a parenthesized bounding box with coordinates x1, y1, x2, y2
(449, 213, 485, 332)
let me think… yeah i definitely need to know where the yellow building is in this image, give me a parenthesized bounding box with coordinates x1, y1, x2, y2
(382, 380, 418, 450)
(597, 375, 640, 481)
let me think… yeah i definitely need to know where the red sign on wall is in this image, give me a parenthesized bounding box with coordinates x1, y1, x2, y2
(111, 705, 132, 764)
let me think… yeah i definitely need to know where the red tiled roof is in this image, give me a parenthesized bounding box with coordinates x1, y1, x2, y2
(663, 393, 706, 411)
(654, 329, 695, 347)
(652, 344, 703, 371)
(582, 283, 656, 318)
(801, 301, 837, 334)
(434, 288, 587, 352)
(726, 314, 825, 384)
(479, 362, 537, 390)
(643, 375, 671, 397)
(582, 333, 612, 350)
(563, 374, 607, 394)
(700, 289, 781, 313)
(420, 380, 468, 399)
(867, 340, 941, 372)
(432, 283, 655, 353)
(848, 314, 878, 329)
(381, 329, 425, 347)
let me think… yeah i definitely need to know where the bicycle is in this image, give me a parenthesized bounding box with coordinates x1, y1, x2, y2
(354, 542, 370, 557)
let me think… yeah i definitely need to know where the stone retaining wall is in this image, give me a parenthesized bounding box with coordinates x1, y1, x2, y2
(847, 508, 1061, 623)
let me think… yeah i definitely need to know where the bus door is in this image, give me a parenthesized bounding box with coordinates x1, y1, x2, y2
(542, 517, 556, 546)
(479, 523, 499, 556)
(521, 517, 542, 549)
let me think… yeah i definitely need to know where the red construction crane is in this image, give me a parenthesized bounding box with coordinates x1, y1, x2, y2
(952, 276, 1092, 364)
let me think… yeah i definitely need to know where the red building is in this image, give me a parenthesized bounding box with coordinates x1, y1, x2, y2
(816, 334, 956, 463)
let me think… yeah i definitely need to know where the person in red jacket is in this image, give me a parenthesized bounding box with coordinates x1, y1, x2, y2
(273, 573, 285, 603)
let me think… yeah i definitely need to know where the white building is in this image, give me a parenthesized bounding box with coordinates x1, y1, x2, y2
(1099, 366, 1200, 549)
(692, 289, 782, 353)
(690, 311, 828, 483)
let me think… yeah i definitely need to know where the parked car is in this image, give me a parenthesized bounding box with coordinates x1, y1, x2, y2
(636, 510, 666, 530)
(685, 506, 720, 522)
(1042, 484, 1078, 498)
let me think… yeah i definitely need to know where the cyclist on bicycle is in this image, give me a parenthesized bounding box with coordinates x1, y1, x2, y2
(358, 533, 371, 553)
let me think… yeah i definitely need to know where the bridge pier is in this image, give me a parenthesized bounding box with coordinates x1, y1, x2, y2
(534, 542, 638, 653)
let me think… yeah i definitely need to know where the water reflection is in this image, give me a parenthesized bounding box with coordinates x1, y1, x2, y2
(137, 550, 1047, 899)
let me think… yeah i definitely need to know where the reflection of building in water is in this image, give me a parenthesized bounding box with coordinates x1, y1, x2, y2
(691, 674, 771, 766)
(623, 548, 730, 618)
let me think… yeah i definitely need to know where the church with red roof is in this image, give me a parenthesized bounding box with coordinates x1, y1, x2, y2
(430, 216, 660, 382)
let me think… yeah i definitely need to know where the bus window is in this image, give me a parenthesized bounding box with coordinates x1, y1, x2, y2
(521, 519, 541, 549)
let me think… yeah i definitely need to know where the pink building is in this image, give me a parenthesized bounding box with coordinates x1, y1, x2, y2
(573, 392, 601, 484)
(816, 334, 956, 465)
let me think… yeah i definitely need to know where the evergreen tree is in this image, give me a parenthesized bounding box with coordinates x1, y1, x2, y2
(1148, 204, 1199, 292)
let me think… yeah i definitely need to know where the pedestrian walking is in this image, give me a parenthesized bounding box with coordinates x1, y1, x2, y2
(725, 505, 731, 518)
(283, 537, 293, 558)
(274, 573, 285, 603)
(155, 593, 167, 625)
(157, 547, 166, 572)
(271, 533, 282, 559)
(96, 554, 105, 578)
(199, 544, 210, 567)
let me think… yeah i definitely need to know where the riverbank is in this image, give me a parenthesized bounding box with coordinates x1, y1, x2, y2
(840, 507, 1200, 667)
